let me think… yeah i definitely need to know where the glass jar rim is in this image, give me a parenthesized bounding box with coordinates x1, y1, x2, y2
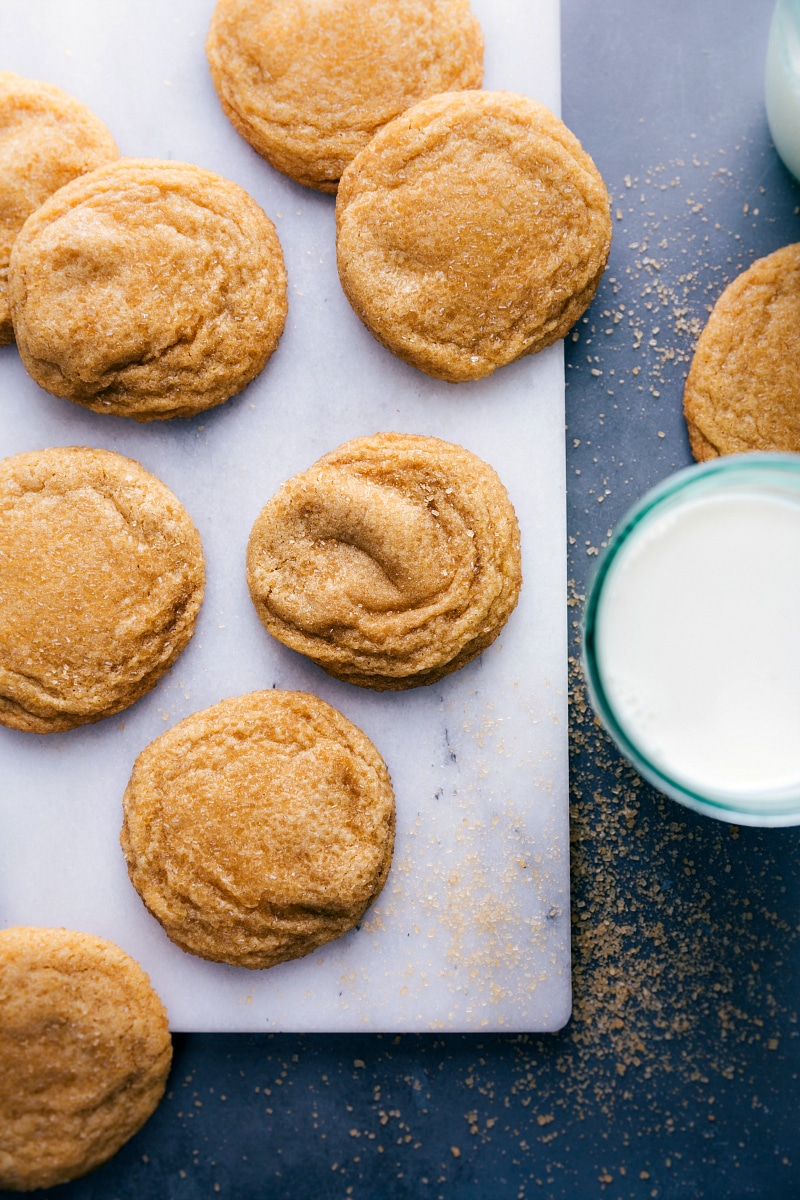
(582, 451, 800, 827)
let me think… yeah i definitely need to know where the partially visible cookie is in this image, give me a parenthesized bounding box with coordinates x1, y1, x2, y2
(121, 690, 395, 969)
(246, 433, 522, 689)
(0, 926, 171, 1192)
(0, 446, 205, 733)
(336, 90, 612, 382)
(9, 159, 287, 419)
(0, 72, 118, 345)
(683, 243, 800, 460)
(206, 0, 483, 193)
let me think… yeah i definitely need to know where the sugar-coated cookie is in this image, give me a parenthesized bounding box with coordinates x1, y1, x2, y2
(246, 433, 522, 688)
(336, 90, 612, 382)
(0, 447, 204, 733)
(683, 243, 800, 460)
(121, 690, 395, 969)
(206, 0, 483, 193)
(9, 159, 287, 419)
(0, 72, 118, 345)
(0, 927, 171, 1192)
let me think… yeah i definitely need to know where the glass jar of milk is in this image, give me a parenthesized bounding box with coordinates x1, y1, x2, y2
(766, 0, 800, 179)
(583, 454, 800, 826)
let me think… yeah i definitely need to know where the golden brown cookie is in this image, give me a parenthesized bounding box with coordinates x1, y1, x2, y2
(246, 433, 522, 689)
(0, 72, 118, 345)
(683, 243, 800, 460)
(9, 158, 287, 420)
(121, 690, 395, 969)
(336, 90, 612, 382)
(0, 926, 171, 1192)
(206, 0, 483, 193)
(0, 446, 205, 733)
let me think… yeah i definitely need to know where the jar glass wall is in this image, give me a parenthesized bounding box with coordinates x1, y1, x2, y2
(766, 0, 800, 179)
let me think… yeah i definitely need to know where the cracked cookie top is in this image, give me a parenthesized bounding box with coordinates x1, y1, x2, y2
(336, 90, 612, 382)
(121, 690, 395, 969)
(8, 158, 287, 420)
(0, 446, 205, 732)
(246, 432, 522, 689)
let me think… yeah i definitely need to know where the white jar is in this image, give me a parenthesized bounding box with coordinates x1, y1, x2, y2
(766, 0, 800, 180)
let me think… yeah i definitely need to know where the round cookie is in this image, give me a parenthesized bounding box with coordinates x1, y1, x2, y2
(246, 433, 522, 689)
(0, 926, 171, 1192)
(121, 690, 395, 969)
(0, 72, 118, 345)
(9, 159, 287, 420)
(0, 446, 205, 733)
(206, 0, 483, 193)
(336, 90, 612, 383)
(683, 243, 800, 460)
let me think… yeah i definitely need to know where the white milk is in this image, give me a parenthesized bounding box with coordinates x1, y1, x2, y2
(594, 489, 800, 799)
(766, 0, 800, 181)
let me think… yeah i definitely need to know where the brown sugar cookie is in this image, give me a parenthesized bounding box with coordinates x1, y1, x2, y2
(336, 90, 612, 382)
(683, 243, 800, 460)
(0, 446, 204, 733)
(0, 926, 171, 1192)
(9, 159, 287, 420)
(206, 0, 483, 193)
(0, 72, 118, 345)
(121, 690, 395, 969)
(246, 433, 522, 689)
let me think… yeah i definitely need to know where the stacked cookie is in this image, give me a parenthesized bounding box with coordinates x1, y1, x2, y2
(2, 78, 288, 421)
(207, 0, 485, 193)
(0, 73, 118, 345)
(208, 0, 611, 383)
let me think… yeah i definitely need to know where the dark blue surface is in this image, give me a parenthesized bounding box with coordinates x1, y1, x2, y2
(5, 1, 800, 1196)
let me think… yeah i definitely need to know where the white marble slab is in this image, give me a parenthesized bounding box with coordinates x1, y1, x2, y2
(0, 0, 570, 1031)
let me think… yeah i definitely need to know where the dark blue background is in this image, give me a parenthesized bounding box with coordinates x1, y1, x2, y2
(6, 1, 800, 1196)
